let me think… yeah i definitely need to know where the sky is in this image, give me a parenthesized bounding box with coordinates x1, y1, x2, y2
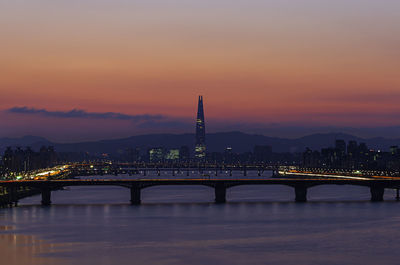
(1, 1, 400, 142)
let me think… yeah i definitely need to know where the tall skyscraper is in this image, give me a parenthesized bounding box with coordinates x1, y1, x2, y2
(195, 95, 206, 160)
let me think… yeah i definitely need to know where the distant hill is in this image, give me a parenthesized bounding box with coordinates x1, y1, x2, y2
(54, 133, 195, 155)
(1, 132, 400, 155)
(0, 135, 52, 152)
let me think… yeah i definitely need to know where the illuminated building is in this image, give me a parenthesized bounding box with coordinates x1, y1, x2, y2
(149, 148, 164, 162)
(224, 147, 233, 163)
(195, 95, 206, 160)
(166, 149, 180, 160)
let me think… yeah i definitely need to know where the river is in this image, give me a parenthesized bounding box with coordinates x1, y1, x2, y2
(1, 171, 400, 265)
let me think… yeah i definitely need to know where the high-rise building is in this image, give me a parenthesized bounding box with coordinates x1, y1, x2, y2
(149, 147, 164, 163)
(179, 146, 190, 161)
(347, 141, 358, 156)
(124, 147, 141, 162)
(223, 147, 233, 163)
(166, 149, 180, 160)
(195, 95, 206, 160)
(335, 140, 346, 156)
(390, 146, 399, 155)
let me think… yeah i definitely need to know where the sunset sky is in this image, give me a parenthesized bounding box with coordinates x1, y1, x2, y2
(1, 1, 400, 141)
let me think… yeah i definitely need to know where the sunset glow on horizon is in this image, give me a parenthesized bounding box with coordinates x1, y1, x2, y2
(1, 0, 400, 141)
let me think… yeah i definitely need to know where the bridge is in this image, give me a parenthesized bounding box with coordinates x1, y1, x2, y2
(66, 165, 277, 178)
(1, 177, 400, 207)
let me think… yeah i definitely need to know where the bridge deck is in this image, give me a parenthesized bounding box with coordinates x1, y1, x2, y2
(1, 177, 399, 206)
(1, 178, 400, 188)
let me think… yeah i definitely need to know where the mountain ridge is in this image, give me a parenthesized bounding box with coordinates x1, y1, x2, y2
(1, 132, 399, 154)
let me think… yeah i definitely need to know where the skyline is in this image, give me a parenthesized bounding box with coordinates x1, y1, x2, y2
(1, 1, 400, 141)
(2, 2, 400, 265)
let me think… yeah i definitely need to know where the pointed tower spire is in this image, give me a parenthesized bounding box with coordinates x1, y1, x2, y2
(195, 95, 206, 160)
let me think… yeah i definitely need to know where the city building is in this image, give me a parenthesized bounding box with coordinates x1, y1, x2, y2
(149, 148, 164, 163)
(195, 95, 206, 160)
(2, 146, 58, 173)
(253, 145, 272, 163)
(179, 146, 190, 161)
(302, 140, 400, 171)
(335, 140, 346, 156)
(166, 149, 180, 160)
(223, 147, 233, 163)
(123, 147, 141, 163)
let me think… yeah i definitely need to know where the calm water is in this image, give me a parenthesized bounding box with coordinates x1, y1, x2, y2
(1, 173, 400, 265)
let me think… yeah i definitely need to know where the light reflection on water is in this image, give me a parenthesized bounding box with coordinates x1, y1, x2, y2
(1, 180, 400, 265)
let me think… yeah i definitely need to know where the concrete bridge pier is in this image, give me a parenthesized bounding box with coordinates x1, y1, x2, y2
(41, 188, 51, 206)
(130, 186, 141, 205)
(215, 184, 226, 203)
(7, 186, 18, 207)
(294, 185, 308, 202)
(370, 186, 385, 202)
(12, 188, 18, 207)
